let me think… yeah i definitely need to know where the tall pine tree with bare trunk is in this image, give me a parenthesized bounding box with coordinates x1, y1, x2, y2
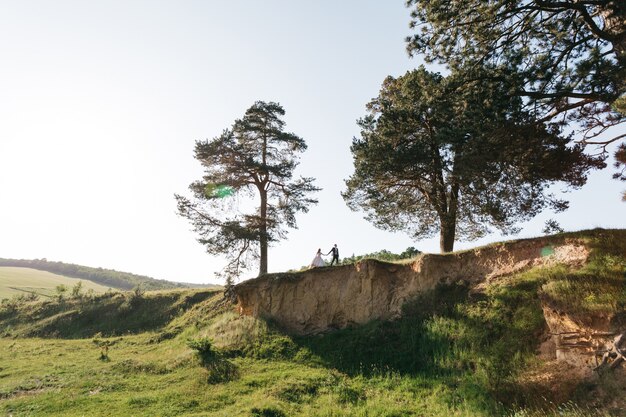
(176, 101, 319, 284)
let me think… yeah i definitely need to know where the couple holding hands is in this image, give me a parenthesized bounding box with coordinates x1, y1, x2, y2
(310, 244, 339, 268)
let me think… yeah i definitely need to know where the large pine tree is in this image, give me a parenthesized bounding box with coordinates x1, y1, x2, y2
(176, 101, 319, 282)
(343, 68, 605, 252)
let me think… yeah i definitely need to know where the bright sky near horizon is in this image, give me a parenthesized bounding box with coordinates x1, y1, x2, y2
(1, 1, 624, 285)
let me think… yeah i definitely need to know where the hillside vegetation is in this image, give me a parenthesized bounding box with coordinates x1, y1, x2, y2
(0, 230, 624, 416)
(0, 267, 111, 299)
(0, 258, 217, 292)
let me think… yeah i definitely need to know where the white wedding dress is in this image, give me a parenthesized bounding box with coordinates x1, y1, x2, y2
(311, 252, 325, 267)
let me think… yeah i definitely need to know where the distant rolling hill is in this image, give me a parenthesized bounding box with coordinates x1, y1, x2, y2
(0, 267, 111, 299)
(0, 258, 219, 299)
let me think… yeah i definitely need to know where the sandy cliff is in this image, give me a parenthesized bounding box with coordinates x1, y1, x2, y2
(234, 236, 589, 335)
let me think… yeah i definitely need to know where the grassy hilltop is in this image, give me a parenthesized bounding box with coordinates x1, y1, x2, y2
(0, 267, 111, 299)
(0, 258, 219, 299)
(0, 229, 625, 416)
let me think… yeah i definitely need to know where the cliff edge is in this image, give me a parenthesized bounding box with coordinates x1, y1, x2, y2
(234, 234, 591, 335)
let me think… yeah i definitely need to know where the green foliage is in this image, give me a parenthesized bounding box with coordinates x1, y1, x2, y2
(187, 336, 239, 383)
(293, 273, 550, 412)
(542, 220, 564, 235)
(541, 256, 626, 317)
(55, 284, 67, 301)
(341, 246, 421, 265)
(0, 293, 38, 313)
(405, 0, 625, 149)
(344, 67, 603, 252)
(187, 337, 215, 361)
(536, 229, 626, 318)
(207, 312, 301, 361)
(614, 96, 626, 116)
(176, 101, 320, 281)
(1, 289, 219, 338)
(613, 143, 626, 197)
(123, 285, 145, 309)
(250, 406, 287, 417)
(70, 281, 83, 298)
(323, 372, 367, 405)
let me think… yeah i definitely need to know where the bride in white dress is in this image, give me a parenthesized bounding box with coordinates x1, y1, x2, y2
(310, 249, 325, 268)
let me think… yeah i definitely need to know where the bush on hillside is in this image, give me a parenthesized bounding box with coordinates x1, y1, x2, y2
(187, 336, 239, 383)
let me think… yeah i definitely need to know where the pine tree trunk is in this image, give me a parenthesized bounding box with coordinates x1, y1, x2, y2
(439, 218, 456, 253)
(439, 182, 459, 253)
(259, 189, 268, 276)
(602, 2, 625, 65)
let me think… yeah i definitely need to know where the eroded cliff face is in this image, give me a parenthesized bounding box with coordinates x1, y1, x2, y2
(234, 236, 589, 335)
(541, 303, 626, 371)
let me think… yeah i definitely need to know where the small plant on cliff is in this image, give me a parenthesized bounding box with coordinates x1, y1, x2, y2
(341, 246, 421, 265)
(542, 219, 564, 235)
(122, 285, 145, 310)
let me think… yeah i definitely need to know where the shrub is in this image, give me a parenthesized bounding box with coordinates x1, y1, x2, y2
(92, 336, 113, 361)
(250, 407, 286, 417)
(71, 281, 83, 299)
(187, 336, 239, 383)
(55, 284, 67, 302)
(187, 337, 215, 362)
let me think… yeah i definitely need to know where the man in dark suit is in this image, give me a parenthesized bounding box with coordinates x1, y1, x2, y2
(326, 244, 339, 266)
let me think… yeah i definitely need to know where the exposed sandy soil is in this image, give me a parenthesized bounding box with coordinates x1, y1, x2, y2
(234, 236, 589, 335)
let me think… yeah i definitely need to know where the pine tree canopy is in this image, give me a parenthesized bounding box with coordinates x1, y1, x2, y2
(405, 0, 625, 152)
(176, 101, 319, 283)
(343, 68, 605, 252)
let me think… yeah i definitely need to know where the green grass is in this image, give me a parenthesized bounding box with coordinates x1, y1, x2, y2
(0, 296, 614, 417)
(0, 229, 624, 416)
(0, 285, 612, 417)
(0, 267, 111, 299)
(0, 288, 220, 339)
(539, 231, 626, 317)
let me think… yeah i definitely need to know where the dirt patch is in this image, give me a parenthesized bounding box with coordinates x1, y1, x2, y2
(517, 359, 590, 404)
(542, 305, 621, 369)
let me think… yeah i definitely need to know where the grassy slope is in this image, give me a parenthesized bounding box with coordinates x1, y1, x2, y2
(0, 258, 220, 292)
(0, 229, 624, 417)
(0, 267, 111, 299)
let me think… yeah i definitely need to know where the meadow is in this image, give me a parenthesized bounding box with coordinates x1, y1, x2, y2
(0, 267, 110, 299)
(1, 230, 624, 416)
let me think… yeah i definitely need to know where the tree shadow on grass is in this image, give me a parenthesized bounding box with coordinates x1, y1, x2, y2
(288, 279, 550, 412)
(292, 282, 471, 378)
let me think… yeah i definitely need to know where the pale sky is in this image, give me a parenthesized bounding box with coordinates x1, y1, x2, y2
(1, 1, 624, 285)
